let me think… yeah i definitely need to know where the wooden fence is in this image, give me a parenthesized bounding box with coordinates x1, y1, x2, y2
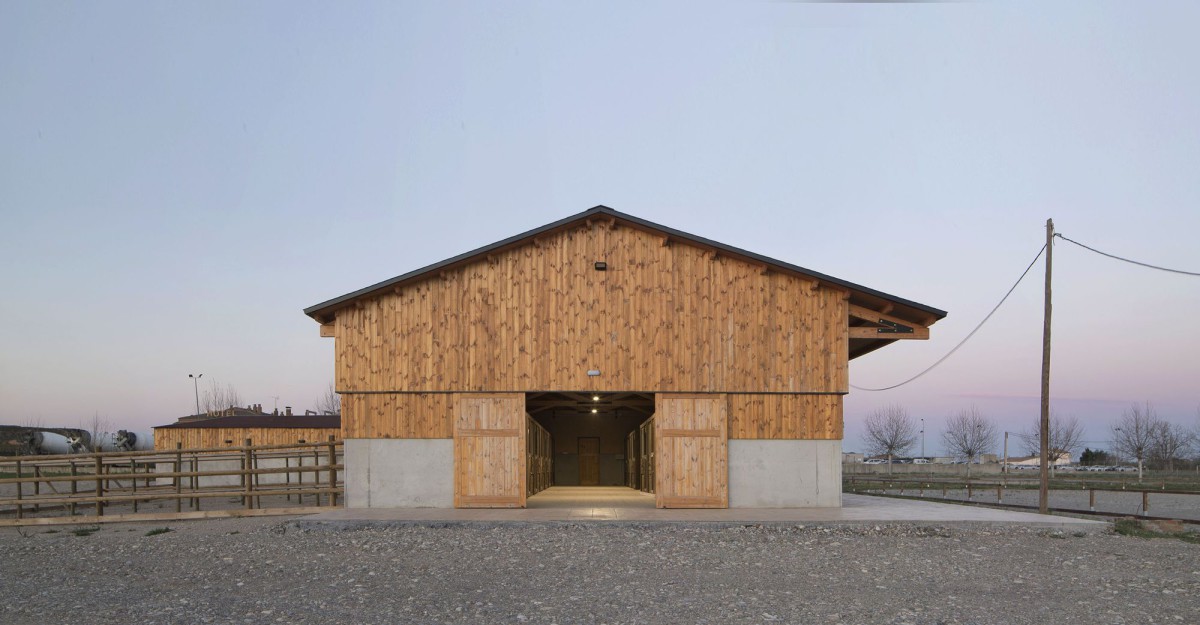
(0, 438, 343, 526)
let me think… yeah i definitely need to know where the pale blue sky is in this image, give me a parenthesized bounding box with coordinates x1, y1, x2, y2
(2, 2, 1197, 454)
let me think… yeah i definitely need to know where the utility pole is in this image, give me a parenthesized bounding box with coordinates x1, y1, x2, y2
(1039, 219, 1054, 514)
(1002, 431, 1009, 474)
(920, 418, 925, 458)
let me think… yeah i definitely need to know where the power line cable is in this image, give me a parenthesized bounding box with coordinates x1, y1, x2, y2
(1056, 233, 1200, 277)
(851, 243, 1047, 392)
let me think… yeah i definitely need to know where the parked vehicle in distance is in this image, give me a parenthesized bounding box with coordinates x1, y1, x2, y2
(1115, 466, 1137, 472)
(912, 458, 931, 465)
(863, 459, 887, 465)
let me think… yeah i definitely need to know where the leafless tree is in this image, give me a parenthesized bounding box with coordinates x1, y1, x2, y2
(942, 406, 997, 478)
(200, 380, 243, 415)
(1111, 401, 1160, 480)
(1022, 412, 1085, 475)
(863, 405, 917, 473)
(1150, 421, 1194, 472)
(315, 383, 341, 415)
(82, 412, 111, 452)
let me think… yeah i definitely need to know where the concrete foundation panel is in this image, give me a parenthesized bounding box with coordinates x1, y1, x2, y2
(729, 440, 842, 508)
(344, 439, 454, 508)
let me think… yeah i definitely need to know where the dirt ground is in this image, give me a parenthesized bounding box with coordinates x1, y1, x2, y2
(1, 516, 1197, 625)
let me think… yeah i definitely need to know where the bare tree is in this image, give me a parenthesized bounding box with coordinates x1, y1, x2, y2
(200, 380, 243, 415)
(942, 406, 997, 478)
(1111, 401, 1159, 480)
(315, 383, 341, 415)
(863, 405, 918, 473)
(82, 412, 111, 452)
(1022, 412, 1085, 475)
(1150, 421, 1194, 472)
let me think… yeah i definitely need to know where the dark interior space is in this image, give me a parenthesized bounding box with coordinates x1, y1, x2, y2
(527, 392, 654, 486)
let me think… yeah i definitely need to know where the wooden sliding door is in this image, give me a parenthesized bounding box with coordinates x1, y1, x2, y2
(655, 394, 728, 508)
(454, 393, 525, 508)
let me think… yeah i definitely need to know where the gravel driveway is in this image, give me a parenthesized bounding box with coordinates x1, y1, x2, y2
(1, 517, 1197, 625)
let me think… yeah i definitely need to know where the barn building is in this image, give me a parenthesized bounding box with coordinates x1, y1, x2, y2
(304, 206, 944, 508)
(153, 412, 341, 449)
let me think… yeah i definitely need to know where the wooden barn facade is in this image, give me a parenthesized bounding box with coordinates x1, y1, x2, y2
(304, 206, 944, 508)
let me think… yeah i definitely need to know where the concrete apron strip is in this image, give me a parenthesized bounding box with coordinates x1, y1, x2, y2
(292, 494, 1106, 532)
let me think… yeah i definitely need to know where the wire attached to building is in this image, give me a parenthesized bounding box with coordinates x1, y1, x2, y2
(1055, 233, 1200, 277)
(850, 243, 1047, 392)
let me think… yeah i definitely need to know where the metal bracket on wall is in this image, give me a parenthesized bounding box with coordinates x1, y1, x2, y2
(874, 319, 914, 334)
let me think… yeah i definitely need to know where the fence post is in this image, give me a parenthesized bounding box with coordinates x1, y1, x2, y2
(1142, 491, 1149, 516)
(131, 460, 138, 513)
(191, 453, 200, 510)
(967, 481, 973, 501)
(313, 448, 321, 505)
(69, 460, 78, 516)
(253, 447, 262, 509)
(175, 443, 183, 514)
(996, 483, 1002, 505)
(1089, 488, 1095, 511)
(243, 438, 253, 510)
(285, 456, 291, 502)
(14, 460, 22, 520)
(33, 465, 41, 512)
(327, 435, 338, 507)
(94, 456, 104, 517)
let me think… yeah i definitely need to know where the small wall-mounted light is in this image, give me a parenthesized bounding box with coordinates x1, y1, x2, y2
(591, 408, 598, 414)
(594, 261, 607, 271)
(592, 395, 600, 401)
(587, 369, 601, 377)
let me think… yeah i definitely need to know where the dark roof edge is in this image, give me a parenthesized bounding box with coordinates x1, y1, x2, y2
(303, 205, 947, 321)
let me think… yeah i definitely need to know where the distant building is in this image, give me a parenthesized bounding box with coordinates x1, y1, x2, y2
(842, 452, 864, 464)
(1005, 452, 1072, 467)
(154, 408, 340, 449)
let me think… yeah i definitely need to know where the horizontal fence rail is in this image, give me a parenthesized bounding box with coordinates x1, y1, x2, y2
(845, 476, 1200, 523)
(0, 438, 343, 526)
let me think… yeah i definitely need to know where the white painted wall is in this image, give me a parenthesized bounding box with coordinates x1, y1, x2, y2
(344, 439, 454, 508)
(729, 440, 842, 507)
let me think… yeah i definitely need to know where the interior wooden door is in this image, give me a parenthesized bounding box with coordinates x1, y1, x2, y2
(454, 393, 526, 508)
(654, 394, 728, 508)
(578, 437, 600, 485)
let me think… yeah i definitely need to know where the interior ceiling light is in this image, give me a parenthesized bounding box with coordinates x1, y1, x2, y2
(591, 408, 598, 414)
(592, 395, 600, 401)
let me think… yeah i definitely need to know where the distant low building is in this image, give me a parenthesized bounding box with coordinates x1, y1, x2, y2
(1005, 452, 1072, 467)
(154, 408, 340, 449)
(842, 452, 864, 464)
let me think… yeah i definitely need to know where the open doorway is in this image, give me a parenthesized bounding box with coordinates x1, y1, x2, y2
(525, 392, 655, 506)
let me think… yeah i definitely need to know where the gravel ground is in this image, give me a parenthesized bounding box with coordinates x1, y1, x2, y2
(2, 518, 1198, 625)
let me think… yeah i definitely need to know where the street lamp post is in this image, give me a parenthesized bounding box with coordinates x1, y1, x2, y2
(920, 418, 925, 458)
(189, 373, 203, 415)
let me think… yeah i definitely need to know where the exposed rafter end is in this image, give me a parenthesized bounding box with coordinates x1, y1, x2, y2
(319, 323, 336, 338)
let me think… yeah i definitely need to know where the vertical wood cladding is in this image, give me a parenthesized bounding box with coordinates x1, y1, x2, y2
(340, 393, 453, 439)
(453, 393, 525, 508)
(334, 221, 849, 395)
(655, 394, 729, 508)
(153, 428, 339, 450)
(340, 392, 842, 441)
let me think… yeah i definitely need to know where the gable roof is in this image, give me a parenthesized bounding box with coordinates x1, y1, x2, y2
(306, 205, 946, 322)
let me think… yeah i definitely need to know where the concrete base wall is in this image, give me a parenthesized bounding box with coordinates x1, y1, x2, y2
(729, 440, 842, 507)
(344, 439, 454, 508)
